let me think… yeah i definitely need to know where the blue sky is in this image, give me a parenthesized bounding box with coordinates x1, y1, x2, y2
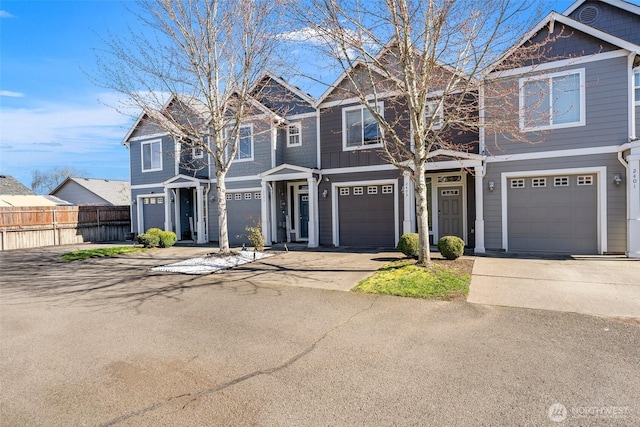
(0, 0, 587, 191)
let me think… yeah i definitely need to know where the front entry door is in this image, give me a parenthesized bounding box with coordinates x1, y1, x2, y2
(179, 188, 195, 240)
(438, 186, 463, 240)
(299, 193, 309, 239)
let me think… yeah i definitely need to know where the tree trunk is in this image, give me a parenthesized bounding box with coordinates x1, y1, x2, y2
(415, 165, 431, 265)
(216, 169, 230, 253)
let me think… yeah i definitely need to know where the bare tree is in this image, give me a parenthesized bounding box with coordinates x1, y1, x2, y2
(31, 167, 86, 194)
(291, 0, 556, 264)
(93, 0, 287, 252)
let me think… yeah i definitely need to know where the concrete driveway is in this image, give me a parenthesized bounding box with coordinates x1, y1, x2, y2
(1, 243, 639, 426)
(468, 255, 640, 321)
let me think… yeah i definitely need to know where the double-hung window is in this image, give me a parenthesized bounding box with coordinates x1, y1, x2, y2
(425, 100, 443, 130)
(227, 125, 253, 161)
(519, 69, 585, 131)
(634, 70, 640, 105)
(141, 139, 162, 172)
(342, 102, 383, 150)
(287, 123, 301, 147)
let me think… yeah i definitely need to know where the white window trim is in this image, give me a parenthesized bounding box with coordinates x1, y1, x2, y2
(192, 136, 206, 159)
(634, 69, 640, 106)
(342, 102, 384, 151)
(226, 124, 254, 163)
(425, 100, 444, 130)
(141, 139, 163, 173)
(519, 68, 586, 132)
(287, 122, 302, 147)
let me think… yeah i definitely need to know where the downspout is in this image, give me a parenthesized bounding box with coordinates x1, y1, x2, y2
(203, 183, 210, 242)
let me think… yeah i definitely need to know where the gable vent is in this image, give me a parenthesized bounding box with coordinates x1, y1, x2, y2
(577, 5, 600, 24)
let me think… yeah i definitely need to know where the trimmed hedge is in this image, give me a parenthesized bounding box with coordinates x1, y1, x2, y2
(437, 236, 465, 260)
(137, 228, 177, 248)
(397, 233, 419, 258)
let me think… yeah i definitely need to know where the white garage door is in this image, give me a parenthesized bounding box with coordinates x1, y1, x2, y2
(507, 174, 597, 254)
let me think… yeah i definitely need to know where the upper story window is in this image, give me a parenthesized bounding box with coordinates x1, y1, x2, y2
(342, 102, 383, 150)
(634, 70, 640, 105)
(141, 139, 162, 172)
(425, 100, 443, 130)
(519, 69, 585, 131)
(226, 125, 253, 162)
(287, 123, 301, 147)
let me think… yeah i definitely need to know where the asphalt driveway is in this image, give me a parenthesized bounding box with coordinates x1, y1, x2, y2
(1, 244, 639, 426)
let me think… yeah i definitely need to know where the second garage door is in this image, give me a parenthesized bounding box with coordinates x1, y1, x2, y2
(338, 184, 395, 247)
(507, 174, 597, 254)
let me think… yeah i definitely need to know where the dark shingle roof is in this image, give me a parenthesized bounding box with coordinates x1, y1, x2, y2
(0, 175, 35, 196)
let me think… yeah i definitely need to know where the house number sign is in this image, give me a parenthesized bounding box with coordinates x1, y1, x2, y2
(633, 168, 637, 190)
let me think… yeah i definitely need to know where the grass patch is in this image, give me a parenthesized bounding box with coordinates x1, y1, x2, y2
(352, 259, 472, 300)
(61, 246, 147, 262)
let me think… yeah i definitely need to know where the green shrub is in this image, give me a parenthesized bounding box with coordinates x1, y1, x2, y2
(137, 232, 160, 248)
(158, 231, 177, 248)
(245, 223, 265, 251)
(397, 233, 419, 258)
(437, 236, 465, 260)
(136, 228, 176, 248)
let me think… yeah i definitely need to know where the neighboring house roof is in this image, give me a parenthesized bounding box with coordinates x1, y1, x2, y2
(563, 0, 640, 16)
(0, 195, 72, 207)
(0, 175, 35, 196)
(50, 177, 131, 206)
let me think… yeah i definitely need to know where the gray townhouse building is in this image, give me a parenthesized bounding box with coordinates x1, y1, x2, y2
(123, 0, 640, 258)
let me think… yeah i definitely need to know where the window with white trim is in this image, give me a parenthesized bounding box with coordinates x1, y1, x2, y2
(287, 123, 301, 147)
(382, 185, 393, 194)
(554, 177, 569, 187)
(340, 187, 349, 196)
(634, 70, 640, 105)
(353, 187, 364, 195)
(142, 140, 162, 172)
(226, 125, 253, 161)
(511, 178, 525, 188)
(425, 100, 443, 130)
(520, 69, 584, 131)
(532, 177, 546, 187)
(254, 192, 261, 199)
(367, 186, 378, 194)
(235, 193, 242, 200)
(244, 193, 252, 200)
(342, 103, 383, 150)
(577, 175, 593, 186)
(226, 194, 233, 200)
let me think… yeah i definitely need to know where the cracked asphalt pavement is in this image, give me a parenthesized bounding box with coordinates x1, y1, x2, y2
(1, 244, 639, 426)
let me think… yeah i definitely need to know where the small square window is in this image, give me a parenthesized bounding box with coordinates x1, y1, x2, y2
(511, 179, 525, 188)
(532, 178, 546, 188)
(235, 193, 242, 200)
(353, 187, 364, 195)
(577, 175, 593, 186)
(157, 197, 164, 204)
(382, 185, 393, 194)
(301, 195, 309, 201)
(367, 186, 378, 194)
(254, 192, 261, 199)
(143, 198, 149, 204)
(340, 187, 350, 196)
(244, 193, 252, 200)
(554, 177, 569, 187)
(226, 194, 233, 200)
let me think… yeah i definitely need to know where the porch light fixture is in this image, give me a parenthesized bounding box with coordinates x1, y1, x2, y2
(488, 180, 495, 191)
(613, 174, 622, 185)
(322, 189, 328, 198)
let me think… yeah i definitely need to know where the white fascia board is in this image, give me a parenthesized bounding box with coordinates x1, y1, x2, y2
(486, 145, 622, 163)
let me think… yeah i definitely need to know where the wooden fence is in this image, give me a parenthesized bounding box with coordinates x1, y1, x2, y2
(0, 206, 131, 251)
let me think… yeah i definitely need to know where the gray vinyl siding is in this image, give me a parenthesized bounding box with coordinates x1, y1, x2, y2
(53, 181, 107, 205)
(225, 121, 274, 178)
(129, 135, 176, 185)
(282, 115, 318, 168)
(318, 170, 404, 247)
(568, 0, 640, 45)
(487, 56, 629, 155)
(483, 153, 627, 253)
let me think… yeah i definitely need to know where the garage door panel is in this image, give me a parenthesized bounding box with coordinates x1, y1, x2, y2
(338, 188, 394, 247)
(508, 174, 597, 254)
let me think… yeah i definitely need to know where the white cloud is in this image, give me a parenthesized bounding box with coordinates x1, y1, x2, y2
(0, 10, 14, 18)
(1, 90, 24, 98)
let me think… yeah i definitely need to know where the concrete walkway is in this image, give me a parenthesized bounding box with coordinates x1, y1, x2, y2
(468, 255, 640, 320)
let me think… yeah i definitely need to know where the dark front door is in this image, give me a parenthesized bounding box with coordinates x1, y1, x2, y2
(438, 186, 463, 240)
(299, 193, 309, 239)
(179, 188, 195, 240)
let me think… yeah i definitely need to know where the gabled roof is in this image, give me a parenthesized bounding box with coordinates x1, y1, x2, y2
(563, 0, 640, 16)
(251, 71, 316, 106)
(0, 175, 34, 195)
(0, 195, 72, 207)
(485, 11, 640, 75)
(51, 177, 130, 206)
